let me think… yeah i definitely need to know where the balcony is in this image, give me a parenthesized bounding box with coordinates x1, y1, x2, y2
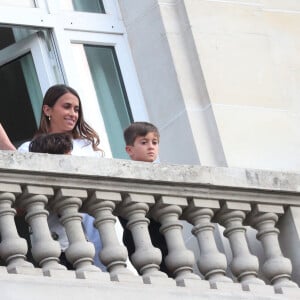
(0, 150, 299, 300)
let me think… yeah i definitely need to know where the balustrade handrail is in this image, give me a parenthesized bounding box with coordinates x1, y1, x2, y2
(0, 150, 299, 299)
(0, 151, 299, 205)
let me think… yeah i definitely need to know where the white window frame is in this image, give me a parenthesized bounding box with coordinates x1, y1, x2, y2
(0, 32, 56, 94)
(0, 0, 150, 157)
(49, 29, 149, 157)
(64, 30, 148, 119)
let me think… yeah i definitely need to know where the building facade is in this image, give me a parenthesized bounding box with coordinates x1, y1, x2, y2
(1, 0, 300, 171)
(0, 0, 299, 299)
(119, 0, 300, 171)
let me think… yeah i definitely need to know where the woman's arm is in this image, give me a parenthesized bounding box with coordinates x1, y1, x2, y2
(0, 123, 16, 150)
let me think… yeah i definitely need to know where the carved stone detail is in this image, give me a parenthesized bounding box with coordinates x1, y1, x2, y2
(53, 188, 100, 273)
(247, 204, 298, 290)
(215, 202, 264, 286)
(183, 198, 232, 283)
(0, 186, 33, 272)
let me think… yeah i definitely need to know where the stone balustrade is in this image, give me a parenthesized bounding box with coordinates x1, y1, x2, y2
(0, 151, 299, 300)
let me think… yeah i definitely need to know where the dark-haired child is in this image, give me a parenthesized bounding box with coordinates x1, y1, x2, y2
(29, 132, 73, 154)
(121, 121, 171, 276)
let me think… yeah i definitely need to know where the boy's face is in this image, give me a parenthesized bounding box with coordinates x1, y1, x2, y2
(126, 132, 159, 162)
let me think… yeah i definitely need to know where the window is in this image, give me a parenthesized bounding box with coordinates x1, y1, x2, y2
(60, 0, 105, 13)
(0, 28, 58, 146)
(0, 53, 40, 146)
(84, 45, 132, 158)
(0, 0, 148, 155)
(73, 0, 105, 13)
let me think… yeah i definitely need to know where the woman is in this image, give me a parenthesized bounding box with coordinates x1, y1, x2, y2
(19, 84, 102, 156)
(19, 84, 104, 270)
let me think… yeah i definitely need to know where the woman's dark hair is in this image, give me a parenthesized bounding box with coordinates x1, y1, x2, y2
(36, 84, 100, 151)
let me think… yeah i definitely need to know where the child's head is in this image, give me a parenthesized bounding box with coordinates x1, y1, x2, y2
(124, 122, 159, 162)
(29, 132, 73, 155)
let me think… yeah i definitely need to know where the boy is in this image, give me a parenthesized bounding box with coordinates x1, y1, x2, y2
(124, 121, 159, 163)
(29, 132, 106, 270)
(121, 121, 171, 276)
(27, 132, 74, 268)
(29, 132, 73, 154)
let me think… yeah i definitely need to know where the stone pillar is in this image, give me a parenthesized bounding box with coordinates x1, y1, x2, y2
(183, 198, 232, 284)
(278, 206, 300, 286)
(215, 201, 264, 287)
(118, 193, 167, 282)
(20, 185, 66, 272)
(247, 204, 298, 291)
(0, 183, 33, 272)
(86, 191, 136, 281)
(52, 188, 100, 274)
(151, 196, 200, 285)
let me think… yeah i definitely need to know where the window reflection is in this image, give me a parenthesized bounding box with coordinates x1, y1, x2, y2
(84, 45, 132, 158)
(61, 0, 105, 13)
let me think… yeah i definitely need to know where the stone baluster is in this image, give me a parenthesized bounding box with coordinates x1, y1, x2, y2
(18, 185, 66, 273)
(183, 198, 232, 284)
(151, 196, 200, 285)
(85, 191, 137, 281)
(52, 188, 100, 275)
(215, 201, 264, 287)
(118, 193, 168, 283)
(0, 183, 33, 272)
(247, 204, 298, 291)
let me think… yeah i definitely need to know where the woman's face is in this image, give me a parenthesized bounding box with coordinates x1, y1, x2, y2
(43, 92, 80, 133)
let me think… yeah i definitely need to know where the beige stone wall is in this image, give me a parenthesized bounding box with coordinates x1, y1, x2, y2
(119, 0, 300, 172)
(118, 0, 227, 166)
(185, 0, 300, 171)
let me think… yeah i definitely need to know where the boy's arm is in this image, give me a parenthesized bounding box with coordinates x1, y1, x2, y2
(0, 123, 16, 150)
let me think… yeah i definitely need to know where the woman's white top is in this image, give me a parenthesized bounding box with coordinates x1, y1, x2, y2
(18, 138, 102, 157)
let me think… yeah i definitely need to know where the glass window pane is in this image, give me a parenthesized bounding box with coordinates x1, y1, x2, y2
(84, 45, 132, 159)
(0, 53, 42, 146)
(60, 0, 105, 13)
(73, 0, 105, 13)
(0, 27, 16, 50)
